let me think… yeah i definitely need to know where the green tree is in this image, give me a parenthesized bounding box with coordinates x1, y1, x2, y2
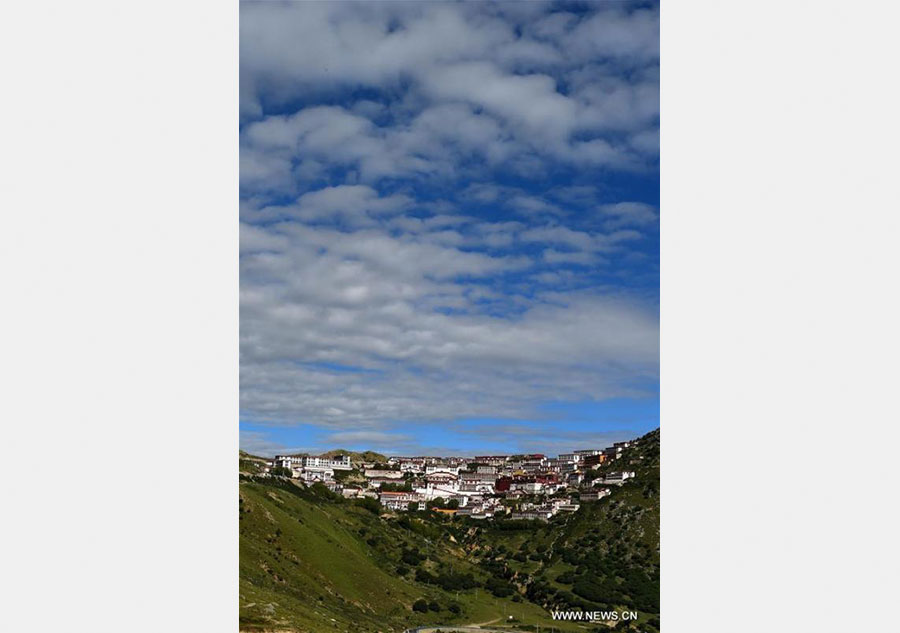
(355, 497, 382, 515)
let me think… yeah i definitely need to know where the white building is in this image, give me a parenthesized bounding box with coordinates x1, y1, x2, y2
(364, 469, 403, 479)
(512, 481, 544, 494)
(425, 464, 460, 476)
(297, 466, 334, 483)
(601, 471, 636, 485)
(602, 446, 623, 460)
(368, 477, 408, 489)
(580, 488, 611, 501)
(379, 491, 424, 511)
(474, 455, 509, 467)
(511, 510, 553, 521)
(301, 454, 352, 470)
(417, 482, 460, 501)
(273, 455, 295, 469)
(425, 471, 459, 486)
(457, 505, 494, 518)
(459, 471, 495, 493)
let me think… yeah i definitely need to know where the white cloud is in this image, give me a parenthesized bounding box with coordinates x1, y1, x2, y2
(239, 430, 313, 457)
(323, 430, 413, 447)
(239, 3, 660, 433)
(242, 106, 441, 185)
(240, 2, 659, 179)
(521, 225, 595, 251)
(542, 249, 602, 266)
(245, 185, 413, 226)
(241, 219, 658, 427)
(598, 202, 659, 229)
(420, 61, 577, 142)
(507, 194, 564, 217)
(567, 6, 660, 63)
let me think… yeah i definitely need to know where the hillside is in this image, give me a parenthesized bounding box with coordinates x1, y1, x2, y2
(460, 429, 660, 623)
(239, 479, 561, 633)
(240, 451, 271, 475)
(273, 449, 389, 464)
(239, 428, 660, 633)
(320, 449, 388, 463)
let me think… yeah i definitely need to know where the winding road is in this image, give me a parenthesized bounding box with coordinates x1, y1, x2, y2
(403, 623, 528, 633)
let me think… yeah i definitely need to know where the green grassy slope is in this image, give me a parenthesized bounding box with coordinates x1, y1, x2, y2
(240, 451, 270, 475)
(239, 478, 564, 633)
(239, 428, 660, 633)
(240, 479, 420, 631)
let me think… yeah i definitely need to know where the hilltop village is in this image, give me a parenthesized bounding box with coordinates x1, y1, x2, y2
(239, 430, 660, 633)
(251, 439, 641, 522)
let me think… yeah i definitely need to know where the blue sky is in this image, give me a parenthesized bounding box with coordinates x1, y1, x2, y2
(240, 1, 659, 457)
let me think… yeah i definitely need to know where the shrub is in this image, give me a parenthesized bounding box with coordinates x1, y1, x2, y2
(310, 482, 338, 500)
(355, 497, 382, 515)
(556, 571, 575, 584)
(380, 482, 413, 492)
(412, 599, 429, 613)
(402, 549, 424, 566)
(415, 569, 437, 584)
(485, 577, 514, 598)
(428, 601, 440, 612)
(415, 568, 478, 591)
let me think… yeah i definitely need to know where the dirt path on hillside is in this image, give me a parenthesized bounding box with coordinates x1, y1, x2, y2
(466, 616, 501, 627)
